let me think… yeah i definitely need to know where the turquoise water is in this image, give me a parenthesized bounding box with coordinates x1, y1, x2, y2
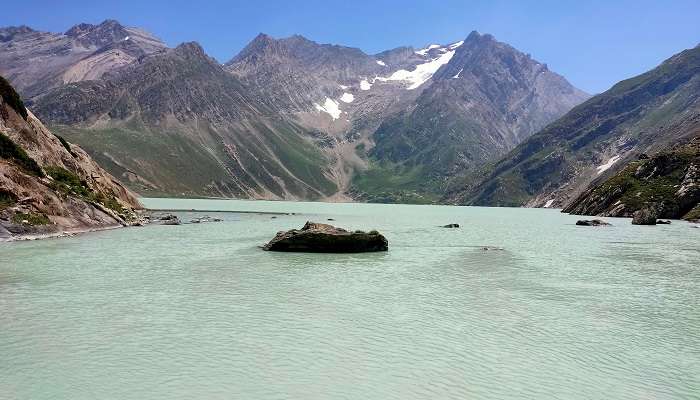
(1, 198, 698, 399)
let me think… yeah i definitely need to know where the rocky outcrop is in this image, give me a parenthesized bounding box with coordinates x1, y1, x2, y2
(575, 219, 611, 226)
(262, 221, 388, 253)
(0, 75, 141, 240)
(563, 138, 700, 221)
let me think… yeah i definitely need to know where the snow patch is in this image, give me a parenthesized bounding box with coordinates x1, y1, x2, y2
(376, 60, 386, 66)
(374, 48, 456, 90)
(339, 93, 354, 103)
(360, 79, 372, 91)
(314, 98, 342, 120)
(415, 44, 441, 56)
(453, 68, 463, 79)
(544, 199, 555, 208)
(339, 84, 349, 90)
(124, 36, 130, 41)
(448, 40, 464, 49)
(596, 155, 621, 174)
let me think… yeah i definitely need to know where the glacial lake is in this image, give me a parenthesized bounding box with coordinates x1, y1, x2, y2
(1, 198, 698, 399)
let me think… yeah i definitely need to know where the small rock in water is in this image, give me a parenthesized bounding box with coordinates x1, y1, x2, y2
(263, 221, 388, 253)
(575, 219, 611, 226)
(441, 223, 460, 228)
(159, 214, 181, 225)
(656, 220, 672, 224)
(481, 246, 504, 251)
(190, 219, 201, 223)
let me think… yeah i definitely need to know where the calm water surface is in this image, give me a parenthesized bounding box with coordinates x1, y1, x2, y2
(1, 198, 699, 399)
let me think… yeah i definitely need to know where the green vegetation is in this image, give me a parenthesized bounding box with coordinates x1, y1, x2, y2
(11, 212, 51, 225)
(565, 139, 700, 219)
(0, 75, 28, 120)
(45, 166, 124, 214)
(0, 189, 17, 210)
(684, 205, 700, 221)
(54, 134, 77, 157)
(0, 132, 44, 177)
(351, 162, 440, 204)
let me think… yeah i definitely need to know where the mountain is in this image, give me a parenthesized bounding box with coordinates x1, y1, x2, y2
(225, 31, 588, 202)
(0, 75, 141, 240)
(562, 137, 700, 221)
(355, 32, 588, 202)
(0, 20, 166, 99)
(450, 44, 700, 208)
(2, 21, 588, 201)
(32, 42, 338, 199)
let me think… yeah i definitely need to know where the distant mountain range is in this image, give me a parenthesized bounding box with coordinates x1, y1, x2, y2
(0, 20, 589, 201)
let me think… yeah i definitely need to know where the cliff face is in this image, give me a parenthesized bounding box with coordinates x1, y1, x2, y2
(563, 137, 700, 221)
(0, 76, 141, 240)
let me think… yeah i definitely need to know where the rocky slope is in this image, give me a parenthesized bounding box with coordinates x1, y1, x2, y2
(225, 31, 588, 202)
(0, 20, 166, 99)
(449, 44, 700, 208)
(3, 21, 588, 201)
(33, 43, 337, 199)
(563, 137, 700, 221)
(0, 76, 141, 240)
(359, 32, 588, 202)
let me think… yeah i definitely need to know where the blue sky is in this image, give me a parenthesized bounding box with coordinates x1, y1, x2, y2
(2, 0, 699, 93)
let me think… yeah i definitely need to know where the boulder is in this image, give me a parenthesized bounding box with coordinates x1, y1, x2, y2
(263, 221, 388, 253)
(632, 208, 657, 225)
(441, 223, 460, 228)
(575, 219, 611, 226)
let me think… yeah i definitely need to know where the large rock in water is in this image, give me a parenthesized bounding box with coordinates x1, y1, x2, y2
(263, 221, 388, 253)
(632, 208, 658, 225)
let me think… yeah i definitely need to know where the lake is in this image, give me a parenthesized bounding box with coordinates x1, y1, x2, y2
(1, 198, 698, 399)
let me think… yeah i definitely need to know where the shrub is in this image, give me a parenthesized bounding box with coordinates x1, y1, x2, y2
(0, 75, 28, 120)
(0, 189, 17, 210)
(45, 165, 124, 214)
(0, 132, 44, 177)
(11, 212, 51, 225)
(54, 134, 77, 157)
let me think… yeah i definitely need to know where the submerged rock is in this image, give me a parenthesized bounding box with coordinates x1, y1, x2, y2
(263, 221, 388, 253)
(575, 219, 611, 226)
(158, 214, 181, 225)
(632, 208, 657, 225)
(441, 223, 460, 228)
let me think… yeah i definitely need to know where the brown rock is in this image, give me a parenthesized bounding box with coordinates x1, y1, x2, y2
(263, 221, 388, 253)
